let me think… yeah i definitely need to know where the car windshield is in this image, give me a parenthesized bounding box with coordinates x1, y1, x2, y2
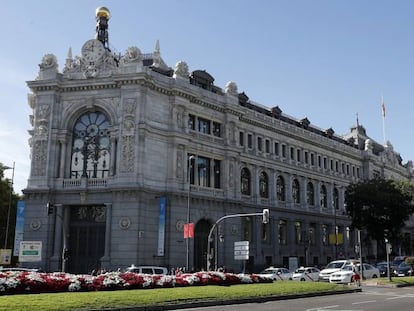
(341, 265, 353, 271)
(398, 262, 408, 268)
(326, 262, 345, 269)
(261, 270, 275, 274)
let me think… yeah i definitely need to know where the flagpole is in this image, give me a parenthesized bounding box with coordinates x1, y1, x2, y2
(381, 95, 386, 144)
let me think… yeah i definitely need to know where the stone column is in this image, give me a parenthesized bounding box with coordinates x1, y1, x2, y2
(50, 204, 63, 271)
(100, 203, 112, 268)
(59, 140, 66, 178)
(110, 136, 116, 176)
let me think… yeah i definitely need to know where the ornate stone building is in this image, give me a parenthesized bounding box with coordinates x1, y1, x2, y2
(22, 7, 413, 273)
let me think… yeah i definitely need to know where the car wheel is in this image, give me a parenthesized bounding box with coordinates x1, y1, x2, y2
(301, 278, 305, 281)
(372, 275, 378, 278)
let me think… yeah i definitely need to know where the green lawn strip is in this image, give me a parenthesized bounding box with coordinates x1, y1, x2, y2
(0, 282, 348, 311)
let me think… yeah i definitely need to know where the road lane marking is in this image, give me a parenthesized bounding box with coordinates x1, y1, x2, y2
(352, 300, 376, 304)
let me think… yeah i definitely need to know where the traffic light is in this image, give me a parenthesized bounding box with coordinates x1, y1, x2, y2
(262, 209, 270, 224)
(384, 229, 389, 243)
(63, 248, 69, 261)
(47, 202, 54, 215)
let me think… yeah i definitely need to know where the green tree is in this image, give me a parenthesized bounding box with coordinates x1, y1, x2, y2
(345, 177, 414, 243)
(0, 163, 21, 251)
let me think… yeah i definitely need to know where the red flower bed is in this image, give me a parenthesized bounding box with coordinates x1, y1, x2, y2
(0, 270, 271, 295)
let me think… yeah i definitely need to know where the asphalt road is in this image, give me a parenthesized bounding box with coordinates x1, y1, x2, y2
(173, 285, 414, 311)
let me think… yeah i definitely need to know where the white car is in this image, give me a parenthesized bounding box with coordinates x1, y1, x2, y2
(126, 265, 168, 275)
(292, 267, 320, 281)
(329, 263, 380, 284)
(257, 267, 292, 281)
(319, 259, 359, 281)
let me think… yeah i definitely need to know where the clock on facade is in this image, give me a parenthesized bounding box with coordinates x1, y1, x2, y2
(81, 39, 106, 63)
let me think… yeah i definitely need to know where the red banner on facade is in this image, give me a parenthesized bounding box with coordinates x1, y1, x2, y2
(183, 223, 194, 239)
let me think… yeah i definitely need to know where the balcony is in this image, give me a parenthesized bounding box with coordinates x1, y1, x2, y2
(62, 178, 108, 189)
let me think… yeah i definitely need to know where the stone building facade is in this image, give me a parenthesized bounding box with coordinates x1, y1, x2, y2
(22, 8, 413, 274)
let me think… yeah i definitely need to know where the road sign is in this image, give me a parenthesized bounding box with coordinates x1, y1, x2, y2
(19, 241, 42, 262)
(0, 249, 12, 265)
(234, 241, 249, 260)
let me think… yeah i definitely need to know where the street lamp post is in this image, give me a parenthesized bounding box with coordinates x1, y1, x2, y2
(3, 162, 15, 250)
(186, 155, 194, 272)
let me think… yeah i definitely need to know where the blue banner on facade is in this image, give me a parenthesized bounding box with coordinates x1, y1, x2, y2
(13, 201, 25, 257)
(157, 197, 166, 256)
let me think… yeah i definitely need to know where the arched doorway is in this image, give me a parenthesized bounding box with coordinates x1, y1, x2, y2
(67, 205, 106, 274)
(194, 219, 212, 271)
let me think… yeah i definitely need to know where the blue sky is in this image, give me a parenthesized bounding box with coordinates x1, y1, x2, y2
(1, 0, 414, 193)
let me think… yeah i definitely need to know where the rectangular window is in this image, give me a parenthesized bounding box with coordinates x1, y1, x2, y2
(247, 134, 253, 149)
(282, 144, 286, 158)
(322, 224, 328, 246)
(323, 157, 327, 169)
(309, 223, 317, 245)
(262, 223, 270, 244)
(239, 131, 244, 146)
(290, 147, 295, 160)
(278, 220, 287, 245)
(295, 221, 302, 244)
(310, 153, 315, 166)
(357, 167, 360, 178)
(243, 217, 253, 242)
(213, 159, 221, 189)
(188, 114, 195, 130)
(274, 142, 279, 156)
(257, 137, 262, 151)
(296, 149, 301, 162)
(318, 155, 321, 167)
(197, 156, 210, 187)
(304, 151, 309, 164)
(212, 122, 221, 137)
(265, 139, 270, 153)
(198, 117, 210, 134)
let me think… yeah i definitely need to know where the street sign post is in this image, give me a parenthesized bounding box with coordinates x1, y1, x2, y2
(18, 241, 42, 262)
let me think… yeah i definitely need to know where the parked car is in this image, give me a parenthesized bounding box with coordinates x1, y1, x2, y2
(375, 261, 391, 277)
(329, 263, 379, 284)
(394, 262, 413, 276)
(125, 265, 168, 275)
(292, 266, 320, 281)
(257, 267, 292, 281)
(391, 256, 407, 271)
(319, 259, 359, 281)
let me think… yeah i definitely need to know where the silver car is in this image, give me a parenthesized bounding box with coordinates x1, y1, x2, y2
(257, 267, 293, 281)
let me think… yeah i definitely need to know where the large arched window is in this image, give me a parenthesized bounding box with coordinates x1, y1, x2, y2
(240, 167, 251, 195)
(259, 171, 269, 198)
(307, 182, 314, 206)
(292, 179, 300, 204)
(71, 111, 111, 179)
(320, 185, 327, 208)
(276, 176, 285, 202)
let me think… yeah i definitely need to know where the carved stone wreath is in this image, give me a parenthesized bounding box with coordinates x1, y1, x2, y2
(119, 218, 131, 230)
(30, 219, 41, 231)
